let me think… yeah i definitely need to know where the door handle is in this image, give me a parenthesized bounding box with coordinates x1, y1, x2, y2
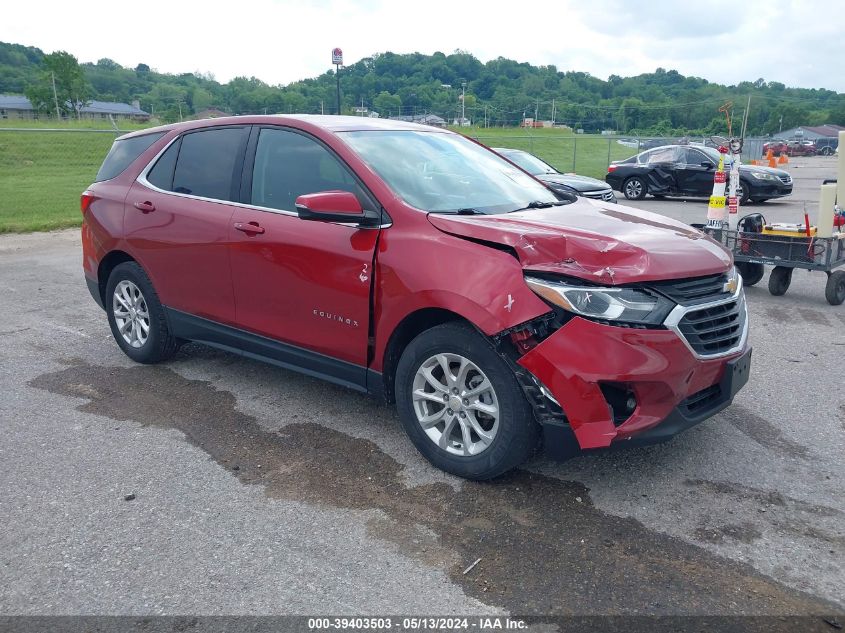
(234, 221, 265, 235)
(133, 201, 156, 213)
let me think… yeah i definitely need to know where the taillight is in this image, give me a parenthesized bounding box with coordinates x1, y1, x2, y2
(80, 192, 96, 214)
(607, 164, 618, 173)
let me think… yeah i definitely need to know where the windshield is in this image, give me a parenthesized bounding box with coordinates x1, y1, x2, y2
(339, 131, 558, 214)
(497, 149, 557, 176)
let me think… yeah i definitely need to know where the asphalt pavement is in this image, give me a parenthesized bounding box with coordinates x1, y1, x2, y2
(0, 160, 844, 621)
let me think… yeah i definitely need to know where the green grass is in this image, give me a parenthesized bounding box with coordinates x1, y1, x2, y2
(0, 118, 152, 130)
(449, 126, 635, 179)
(0, 123, 634, 233)
(0, 129, 118, 232)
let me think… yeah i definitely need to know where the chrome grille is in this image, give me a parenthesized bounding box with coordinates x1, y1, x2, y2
(650, 273, 730, 305)
(677, 297, 745, 356)
(778, 174, 792, 185)
(583, 189, 614, 201)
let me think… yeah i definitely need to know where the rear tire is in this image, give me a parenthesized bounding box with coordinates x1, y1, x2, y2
(768, 266, 793, 296)
(106, 262, 180, 364)
(395, 322, 539, 480)
(738, 180, 751, 206)
(623, 176, 647, 200)
(736, 262, 765, 287)
(825, 271, 845, 306)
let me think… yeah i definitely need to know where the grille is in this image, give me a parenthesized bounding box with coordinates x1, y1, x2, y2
(680, 384, 722, 415)
(583, 189, 614, 201)
(677, 298, 744, 355)
(778, 174, 792, 185)
(650, 273, 730, 304)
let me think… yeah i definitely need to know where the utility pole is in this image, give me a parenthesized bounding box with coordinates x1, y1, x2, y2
(535, 98, 539, 124)
(51, 71, 60, 120)
(321, 101, 324, 115)
(551, 98, 556, 127)
(741, 94, 751, 139)
(461, 81, 466, 125)
(360, 96, 364, 116)
(484, 104, 488, 128)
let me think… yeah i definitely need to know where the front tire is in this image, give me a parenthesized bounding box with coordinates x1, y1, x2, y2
(395, 322, 539, 480)
(106, 262, 180, 364)
(736, 262, 765, 287)
(825, 271, 845, 306)
(768, 266, 793, 296)
(623, 176, 647, 200)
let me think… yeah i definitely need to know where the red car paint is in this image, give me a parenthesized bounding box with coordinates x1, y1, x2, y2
(82, 115, 749, 457)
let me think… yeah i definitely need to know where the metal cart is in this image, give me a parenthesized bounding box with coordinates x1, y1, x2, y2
(701, 226, 845, 305)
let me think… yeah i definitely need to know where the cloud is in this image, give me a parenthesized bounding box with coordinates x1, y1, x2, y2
(1, 0, 842, 91)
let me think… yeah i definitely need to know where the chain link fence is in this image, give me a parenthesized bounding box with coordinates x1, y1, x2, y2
(0, 128, 120, 232)
(0, 126, 773, 233)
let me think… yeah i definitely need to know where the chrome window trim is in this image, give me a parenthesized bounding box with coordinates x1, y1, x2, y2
(135, 135, 391, 229)
(662, 274, 748, 360)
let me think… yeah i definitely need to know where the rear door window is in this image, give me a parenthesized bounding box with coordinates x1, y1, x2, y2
(95, 132, 164, 182)
(170, 127, 249, 201)
(646, 146, 680, 164)
(146, 138, 180, 191)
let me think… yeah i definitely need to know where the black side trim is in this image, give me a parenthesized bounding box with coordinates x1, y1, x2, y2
(366, 369, 386, 402)
(86, 276, 105, 310)
(165, 308, 368, 394)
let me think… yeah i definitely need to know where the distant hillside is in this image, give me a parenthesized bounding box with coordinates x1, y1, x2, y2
(2, 41, 844, 135)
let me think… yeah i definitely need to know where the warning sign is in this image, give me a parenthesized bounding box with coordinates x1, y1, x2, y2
(714, 172, 726, 183)
(708, 196, 726, 208)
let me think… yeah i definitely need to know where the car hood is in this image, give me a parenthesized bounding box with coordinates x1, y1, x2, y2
(738, 164, 789, 177)
(538, 173, 610, 192)
(427, 199, 732, 284)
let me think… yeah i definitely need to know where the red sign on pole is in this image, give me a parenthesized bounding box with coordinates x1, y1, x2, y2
(332, 48, 343, 65)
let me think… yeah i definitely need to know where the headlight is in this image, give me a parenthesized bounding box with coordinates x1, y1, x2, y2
(524, 276, 673, 325)
(750, 171, 778, 181)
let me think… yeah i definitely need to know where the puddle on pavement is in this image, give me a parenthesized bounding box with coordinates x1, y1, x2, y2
(29, 362, 842, 616)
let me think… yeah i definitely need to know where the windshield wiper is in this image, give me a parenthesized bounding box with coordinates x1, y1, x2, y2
(512, 200, 568, 212)
(431, 208, 487, 215)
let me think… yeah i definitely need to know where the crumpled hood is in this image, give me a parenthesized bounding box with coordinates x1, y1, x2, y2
(427, 199, 732, 284)
(539, 173, 610, 192)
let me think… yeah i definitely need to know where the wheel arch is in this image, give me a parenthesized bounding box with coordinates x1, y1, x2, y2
(380, 307, 471, 404)
(97, 250, 138, 305)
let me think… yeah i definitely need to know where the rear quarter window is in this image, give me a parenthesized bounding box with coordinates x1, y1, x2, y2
(95, 132, 165, 182)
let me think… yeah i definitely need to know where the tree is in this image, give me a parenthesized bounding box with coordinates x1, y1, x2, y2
(373, 91, 401, 117)
(25, 51, 89, 118)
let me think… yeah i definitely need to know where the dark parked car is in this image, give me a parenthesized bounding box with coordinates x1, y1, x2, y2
(813, 137, 838, 156)
(606, 145, 793, 204)
(81, 116, 750, 480)
(493, 147, 616, 202)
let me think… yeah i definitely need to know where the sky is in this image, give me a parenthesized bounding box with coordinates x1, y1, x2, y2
(2, 0, 843, 92)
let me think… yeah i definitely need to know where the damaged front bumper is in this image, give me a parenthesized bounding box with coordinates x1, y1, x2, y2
(516, 315, 751, 459)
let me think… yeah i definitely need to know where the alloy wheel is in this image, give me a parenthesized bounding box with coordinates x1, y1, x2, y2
(411, 353, 499, 457)
(112, 280, 150, 348)
(625, 179, 643, 198)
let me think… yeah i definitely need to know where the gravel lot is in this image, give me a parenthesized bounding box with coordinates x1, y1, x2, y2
(0, 156, 843, 621)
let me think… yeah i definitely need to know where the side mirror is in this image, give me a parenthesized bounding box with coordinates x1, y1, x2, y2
(701, 161, 714, 169)
(295, 190, 377, 226)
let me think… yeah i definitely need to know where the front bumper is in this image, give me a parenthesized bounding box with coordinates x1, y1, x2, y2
(517, 316, 750, 455)
(749, 179, 793, 200)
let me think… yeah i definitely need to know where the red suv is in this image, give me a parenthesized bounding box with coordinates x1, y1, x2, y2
(82, 116, 751, 479)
